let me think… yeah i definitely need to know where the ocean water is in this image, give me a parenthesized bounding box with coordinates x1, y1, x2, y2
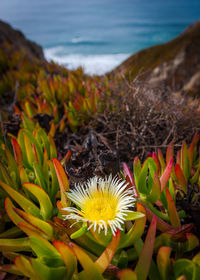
(0, 0, 200, 74)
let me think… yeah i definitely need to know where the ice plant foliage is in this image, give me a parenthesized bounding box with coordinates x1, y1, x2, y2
(1, 42, 200, 279)
(63, 175, 136, 235)
(0, 121, 199, 279)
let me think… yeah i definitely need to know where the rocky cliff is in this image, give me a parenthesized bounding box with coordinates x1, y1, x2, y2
(0, 20, 44, 61)
(111, 20, 200, 105)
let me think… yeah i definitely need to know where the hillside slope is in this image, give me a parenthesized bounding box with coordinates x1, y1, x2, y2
(111, 20, 200, 103)
(0, 20, 44, 61)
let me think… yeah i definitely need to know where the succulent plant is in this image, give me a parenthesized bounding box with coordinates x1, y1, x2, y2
(0, 129, 199, 279)
(0, 40, 200, 280)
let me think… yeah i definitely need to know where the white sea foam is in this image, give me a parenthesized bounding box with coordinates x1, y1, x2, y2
(44, 47, 130, 75)
(71, 36, 86, 43)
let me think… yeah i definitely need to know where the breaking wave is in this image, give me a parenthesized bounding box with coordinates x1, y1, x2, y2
(44, 46, 130, 75)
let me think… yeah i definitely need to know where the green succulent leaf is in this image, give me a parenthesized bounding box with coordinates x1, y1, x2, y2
(15, 255, 36, 278)
(186, 233, 199, 252)
(0, 162, 15, 189)
(180, 141, 190, 180)
(22, 183, 53, 220)
(70, 242, 104, 280)
(155, 232, 199, 255)
(21, 113, 35, 132)
(33, 161, 47, 193)
(0, 237, 30, 252)
(24, 130, 43, 165)
(166, 187, 181, 228)
(3, 144, 20, 187)
(119, 203, 146, 249)
(53, 241, 77, 280)
(147, 172, 161, 203)
(12, 138, 23, 167)
(145, 207, 173, 232)
(157, 246, 172, 280)
(70, 222, 88, 239)
(17, 129, 29, 168)
(125, 211, 145, 221)
(95, 229, 120, 273)
(30, 235, 64, 268)
(157, 149, 166, 173)
(53, 158, 69, 206)
(4, 197, 39, 231)
(166, 142, 174, 165)
(0, 181, 41, 218)
(135, 215, 157, 280)
(137, 158, 157, 196)
(175, 164, 187, 194)
(19, 166, 29, 184)
(43, 150, 50, 191)
(23, 133, 36, 167)
(47, 160, 59, 202)
(160, 158, 173, 192)
(14, 208, 53, 239)
(119, 269, 137, 280)
(35, 127, 51, 159)
(190, 167, 200, 184)
(32, 259, 67, 280)
(148, 157, 158, 179)
(133, 157, 141, 189)
(20, 129, 43, 168)
(48, 135, 57, 159)
(193, 253, 200, 266)
(188, 133, 199, 170)
(173, 259, 200, 280)
(138, 159, 149, 194)
(118, 250, 129, 269)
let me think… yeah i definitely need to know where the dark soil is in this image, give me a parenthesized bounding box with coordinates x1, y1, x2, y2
(54, 82, 200, 186)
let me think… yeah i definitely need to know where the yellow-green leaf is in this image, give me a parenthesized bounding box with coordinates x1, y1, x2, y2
(53, 158, 69, 206)
(119, 269, 137, 280)
(166, 187, 181, 228)
(125, 212, 145, 221)
(70, 242, 103, 280)
(0, 181, 41, 218)
(23, 183, 53, 220)
(135, 215, 157, 280)
(0, 238, 30, 252)
(14, 208, 53, 239)
(96, 229, 120, 273)
(157, 246, 172, 280)
(53, 241, 77, 279)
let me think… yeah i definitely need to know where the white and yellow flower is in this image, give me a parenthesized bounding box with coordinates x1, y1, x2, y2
(62, 175, 136, 235)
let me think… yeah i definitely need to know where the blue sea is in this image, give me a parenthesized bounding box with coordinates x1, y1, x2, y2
(0, 0, 200, 74)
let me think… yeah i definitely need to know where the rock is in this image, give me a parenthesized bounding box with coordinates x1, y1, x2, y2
(110, 20, 200, 105)
(0, 20, 45, 61)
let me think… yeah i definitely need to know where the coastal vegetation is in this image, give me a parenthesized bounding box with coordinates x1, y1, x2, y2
(0, 20, 200, 280)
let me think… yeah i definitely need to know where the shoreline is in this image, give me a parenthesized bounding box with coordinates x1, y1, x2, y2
(44, 49, 130, 75)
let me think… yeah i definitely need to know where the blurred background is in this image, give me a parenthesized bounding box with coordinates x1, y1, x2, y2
(0, 0, 200, 74)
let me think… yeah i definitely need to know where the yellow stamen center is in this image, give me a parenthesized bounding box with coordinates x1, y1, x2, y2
(82, 191, 118, 222)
